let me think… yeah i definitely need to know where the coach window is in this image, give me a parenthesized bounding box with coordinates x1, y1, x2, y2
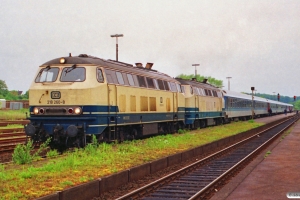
(97, 68, 104, 83)
(157, 79, 165, 90)
(61, 67, 85, 82)
(35, 67, 59, 83)
(146, 77, 155, 89)
(116, 72, 125, 85)
(190, 86, 193, 94)
(137, 75, 147, 87)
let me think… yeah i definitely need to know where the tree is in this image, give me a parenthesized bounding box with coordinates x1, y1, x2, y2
(0, 80, 8, 90)
(294, 100, 300, 110)
(176, 74, 223, 88)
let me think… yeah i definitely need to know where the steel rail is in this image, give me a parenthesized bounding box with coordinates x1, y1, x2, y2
(116, 116, 298, 200)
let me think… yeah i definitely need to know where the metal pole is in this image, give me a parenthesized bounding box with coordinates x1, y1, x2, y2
(226, 77, 232, 90)
(116, 37, 118, 61)
(110, 34, 123, 61)
(251, 87, 255, 119)
(252, 90, 254, 119)
(192, 64, 200, 78)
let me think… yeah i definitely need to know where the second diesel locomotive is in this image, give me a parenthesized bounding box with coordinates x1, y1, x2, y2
(25, 54, 293, 148)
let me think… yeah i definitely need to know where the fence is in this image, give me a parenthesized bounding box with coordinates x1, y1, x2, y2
(2, 100, 29, 109)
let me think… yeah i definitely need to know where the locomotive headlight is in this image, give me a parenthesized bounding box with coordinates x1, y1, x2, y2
(74, 107, 82, 115)
(33, 107, 39, 114)
(59, 57, 66, 64)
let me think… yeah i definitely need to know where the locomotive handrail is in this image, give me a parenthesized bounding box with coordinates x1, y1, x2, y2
(42, 82, 74, 85)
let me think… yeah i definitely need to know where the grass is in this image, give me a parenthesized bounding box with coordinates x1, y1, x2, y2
(264, 150, 272, 158)
(0, 124, 24, 129)
(0, 109, 29, 120)
(0, 120, 263, 200)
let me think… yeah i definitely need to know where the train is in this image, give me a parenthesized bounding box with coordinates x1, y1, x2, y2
(24, 54, 293, 148)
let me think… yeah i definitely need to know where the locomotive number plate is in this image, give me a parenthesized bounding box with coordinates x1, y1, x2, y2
(47, 100, 65, 104)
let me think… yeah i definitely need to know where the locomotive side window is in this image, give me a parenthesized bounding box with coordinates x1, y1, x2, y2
(146, 77, 155, 89)
(164, 81, 170, 91)
(97, 68, 104, 83)
(121, 73, 129, 85)
(132, 75, 139, 87)
(137, 75, 147, 87)
(127, 74, 135, 86)
(153, 79, 159, 89)
(176, 83, 182, 93)
(181, 86, 185, 93)
(193, 87, 199, 95)
(116, 72, 125, 85)
(204, 89, 209, 96)
(61, 67, 85, 82)
(35, 67, 59, 83)
(170, 82, 177, 92)
(212, 91, 218, 97)
(157, 79, 165, 90)
(105, 69, 118, 84)
(197, 88, 203, 96)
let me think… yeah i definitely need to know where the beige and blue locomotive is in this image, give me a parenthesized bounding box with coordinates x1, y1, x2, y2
(176, 78, 225, 128)
(25, 54, 186, 148)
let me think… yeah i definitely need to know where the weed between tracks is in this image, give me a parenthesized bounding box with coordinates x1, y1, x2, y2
(0, 120, 263, 200)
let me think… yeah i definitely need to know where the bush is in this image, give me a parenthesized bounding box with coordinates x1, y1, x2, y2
(12, 138, 51, 164)
(12, 140, 34, 164)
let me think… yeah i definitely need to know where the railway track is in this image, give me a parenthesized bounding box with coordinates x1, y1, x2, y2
(0, 127, 27, 153)
(117, 116, 299, 200)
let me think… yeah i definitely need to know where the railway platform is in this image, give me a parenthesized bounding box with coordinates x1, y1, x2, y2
(211, 113, 299, 200)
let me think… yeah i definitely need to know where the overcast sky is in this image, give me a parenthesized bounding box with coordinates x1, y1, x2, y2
(0, 0, 300, 96)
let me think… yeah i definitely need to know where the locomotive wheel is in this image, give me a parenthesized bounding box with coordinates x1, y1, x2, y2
(200, 120, 206, 128)
(194, 120, 200, 129)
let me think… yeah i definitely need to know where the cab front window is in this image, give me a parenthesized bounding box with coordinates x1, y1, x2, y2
(60, 66, 86, 82)
(35, 67, 59, 83)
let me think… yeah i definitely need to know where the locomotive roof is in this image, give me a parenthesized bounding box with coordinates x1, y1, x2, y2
(175, 78, 220, 90)
(42, 54, 177, 82)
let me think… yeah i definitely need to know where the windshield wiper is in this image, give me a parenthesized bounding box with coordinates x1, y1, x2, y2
(37, 66, 51, 77)
(64, 64, 76, 76)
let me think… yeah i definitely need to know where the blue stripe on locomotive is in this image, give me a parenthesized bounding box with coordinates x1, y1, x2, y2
(28, 106, 186, 135)
(184, 107, 225, 125)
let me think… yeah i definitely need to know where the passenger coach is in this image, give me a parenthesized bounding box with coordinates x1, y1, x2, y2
(223, 90, 293, 121)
